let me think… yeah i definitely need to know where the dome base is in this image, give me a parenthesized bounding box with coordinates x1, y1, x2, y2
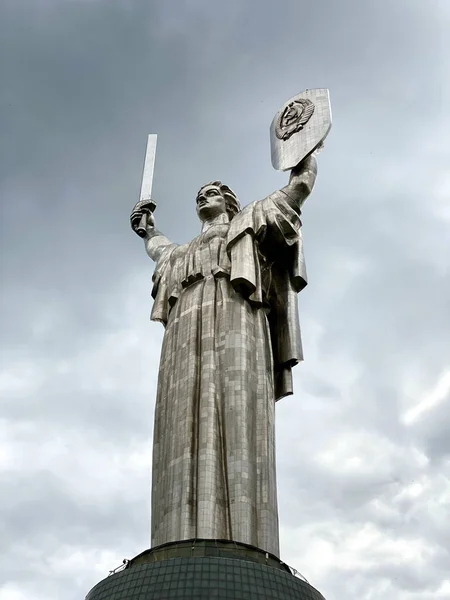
(86, 539, 326, 600)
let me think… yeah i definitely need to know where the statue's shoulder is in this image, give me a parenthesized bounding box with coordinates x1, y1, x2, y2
(171, 241, 191, 258)
(228, 198, 265, 246)
(233, 192, 281, 223)
(228, 190, 296, 248)
(230, 200, 254, 229)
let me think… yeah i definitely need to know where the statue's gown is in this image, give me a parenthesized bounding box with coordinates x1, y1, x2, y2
(149, 190, 307, 557)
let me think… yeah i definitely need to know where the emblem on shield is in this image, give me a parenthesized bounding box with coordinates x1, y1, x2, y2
(275, 99, 315, 140)
(270, 88, 332, 171)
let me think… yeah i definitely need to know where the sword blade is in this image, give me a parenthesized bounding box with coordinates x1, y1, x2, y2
(139, 134, 157, 201)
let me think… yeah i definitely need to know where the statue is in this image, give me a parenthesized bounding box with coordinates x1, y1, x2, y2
(130, 90, 331, 559)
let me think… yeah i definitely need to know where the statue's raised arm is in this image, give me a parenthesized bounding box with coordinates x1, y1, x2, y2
(281, 153, 317, 210)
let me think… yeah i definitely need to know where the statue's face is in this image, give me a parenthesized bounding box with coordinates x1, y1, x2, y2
(196, 184, 227, 221)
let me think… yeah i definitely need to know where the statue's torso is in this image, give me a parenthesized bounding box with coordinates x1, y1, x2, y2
(168, 223, 232, 289)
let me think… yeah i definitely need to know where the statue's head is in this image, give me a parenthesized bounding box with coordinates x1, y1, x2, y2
(196, 181, 240, 222)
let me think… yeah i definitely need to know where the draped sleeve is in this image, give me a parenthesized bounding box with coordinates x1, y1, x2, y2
(226, 190, 308, 400)
(149, 237, 178, 326)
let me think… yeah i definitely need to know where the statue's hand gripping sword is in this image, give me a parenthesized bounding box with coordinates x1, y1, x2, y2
(135, 134, 157, 238)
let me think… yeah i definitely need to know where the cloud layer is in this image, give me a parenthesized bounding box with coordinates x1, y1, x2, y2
(1, 1, 449, 598)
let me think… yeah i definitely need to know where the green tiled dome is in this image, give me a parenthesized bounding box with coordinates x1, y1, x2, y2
(86, 541, 325, 600)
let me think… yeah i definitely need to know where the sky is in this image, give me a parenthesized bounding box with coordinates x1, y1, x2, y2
(0, 0, 449, 598)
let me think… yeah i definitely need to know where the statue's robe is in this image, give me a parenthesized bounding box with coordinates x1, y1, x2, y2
(149, 190, 307, 557)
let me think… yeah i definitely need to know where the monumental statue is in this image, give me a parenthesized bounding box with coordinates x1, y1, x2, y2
(130, 89, 331, 560)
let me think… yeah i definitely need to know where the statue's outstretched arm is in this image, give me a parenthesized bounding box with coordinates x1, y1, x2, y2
(281, 153, 317, 210)
(144, 228, 174, 263)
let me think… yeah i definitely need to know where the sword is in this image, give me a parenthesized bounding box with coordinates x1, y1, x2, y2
(135, 134, 157, 238)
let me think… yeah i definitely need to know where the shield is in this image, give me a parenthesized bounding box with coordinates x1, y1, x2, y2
(270, 88, 332, 171)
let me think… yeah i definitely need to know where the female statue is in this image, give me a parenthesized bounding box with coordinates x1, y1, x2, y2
(130, 155, 317, 558)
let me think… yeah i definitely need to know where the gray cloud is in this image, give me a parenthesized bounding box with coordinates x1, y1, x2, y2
(1, 0, 449, 599)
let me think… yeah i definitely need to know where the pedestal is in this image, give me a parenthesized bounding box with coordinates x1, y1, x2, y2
(85, 539, 326, 600)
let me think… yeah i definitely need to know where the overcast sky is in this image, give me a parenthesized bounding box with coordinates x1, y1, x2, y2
(1, 1, 449, 599)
